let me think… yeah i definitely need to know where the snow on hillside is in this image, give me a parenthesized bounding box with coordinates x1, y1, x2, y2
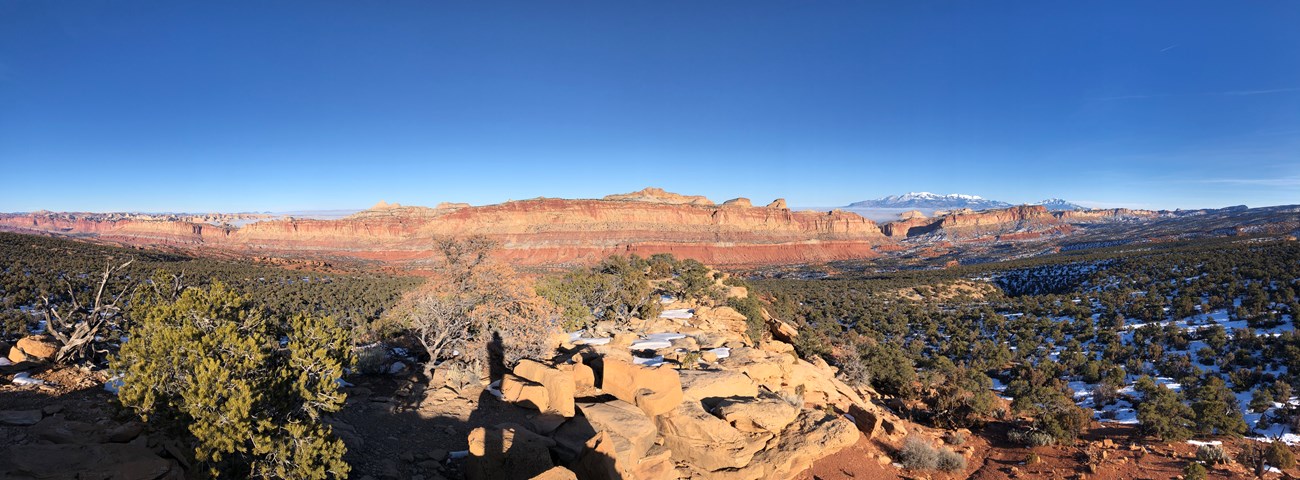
(996, 301, 1300, 444)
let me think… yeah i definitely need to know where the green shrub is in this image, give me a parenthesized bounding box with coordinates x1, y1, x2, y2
(113, 281, 352, 478)
(1183, 461, 1207, 480)
(726, 296, 767, 345)
(1266, 441, 1296, 470)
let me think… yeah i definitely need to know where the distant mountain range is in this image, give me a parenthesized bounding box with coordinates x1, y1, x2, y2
(846, 192, 1085, 212)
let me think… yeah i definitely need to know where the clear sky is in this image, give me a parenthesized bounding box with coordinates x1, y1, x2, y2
(1, 1, 1297, 213)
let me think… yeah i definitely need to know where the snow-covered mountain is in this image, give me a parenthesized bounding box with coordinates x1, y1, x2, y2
(845, 192, 1089, 212)
(846, 192, 1014, 211)
(1031, 198, 1086, 211)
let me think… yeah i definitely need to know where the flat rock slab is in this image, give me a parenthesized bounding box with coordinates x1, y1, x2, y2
(0, 409, 43, 426)
(0, 444, 182, 480)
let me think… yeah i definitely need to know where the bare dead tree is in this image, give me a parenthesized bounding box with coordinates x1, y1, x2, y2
(404, 235, 558, 382)
(41, 258, 134, 364)
(407, 290, 477, 378)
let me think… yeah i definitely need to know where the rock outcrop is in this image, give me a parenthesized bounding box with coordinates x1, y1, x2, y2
(603, 187, 714, 206)
(475, 283, 903, 480)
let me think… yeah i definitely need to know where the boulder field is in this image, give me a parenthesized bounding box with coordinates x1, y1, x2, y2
(465, 303, 909, 480)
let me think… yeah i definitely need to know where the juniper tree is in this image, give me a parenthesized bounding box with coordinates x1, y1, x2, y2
(1134, 375, 1196, 441)
(1189, 376, 1248, 437)
(113, 276, 352, 479)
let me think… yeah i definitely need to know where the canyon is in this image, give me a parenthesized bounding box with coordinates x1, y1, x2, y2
(1, 188, 1292, 269)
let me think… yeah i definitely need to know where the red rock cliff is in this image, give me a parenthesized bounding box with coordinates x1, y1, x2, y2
(0, 191, 887, 267)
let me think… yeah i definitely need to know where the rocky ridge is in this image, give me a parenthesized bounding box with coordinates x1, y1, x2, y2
(0, 188, 1261, 269)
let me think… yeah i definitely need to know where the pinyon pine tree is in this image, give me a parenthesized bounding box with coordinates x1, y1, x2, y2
(1134, 375, 1196, 441)
(1190, 376, 1249, 437)
(112, 276, 353, 479)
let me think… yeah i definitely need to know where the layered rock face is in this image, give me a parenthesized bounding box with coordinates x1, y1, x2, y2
(0, 189, 1180, 267)
(0, 190, 887, 267)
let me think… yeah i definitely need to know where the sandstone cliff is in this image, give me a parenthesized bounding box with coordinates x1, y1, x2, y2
(0, 191, 1220, 268)
(0, 190, 887, 267)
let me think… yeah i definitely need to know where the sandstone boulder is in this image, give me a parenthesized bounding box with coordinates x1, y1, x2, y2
(726, 285, 749, 299)
(713, 393, 801, 434)
(848, 403, 882, 438)
(743, 410, 860, 478)
(500, 373, 552, 413)
(599, 358, 682, 417)
(719, 348, 791, 390)
(577, 400, 658, 465)
(9, 335, 58, 363)
(692, 307, 751, 345)
(759, 340, 795, 355)
(768, 318, 798, 343)
(570, 356, 596, 392)
(655, 400, 770, 472)
(678, 369, 758, 402)
(466, 423, 557, 480)
(530, 466, 579, 480)
(573, 431, 675, 480)
(512, 359, 576, 417)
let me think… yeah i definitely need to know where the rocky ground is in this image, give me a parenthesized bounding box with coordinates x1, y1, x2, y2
(5, 295, 1300, 479)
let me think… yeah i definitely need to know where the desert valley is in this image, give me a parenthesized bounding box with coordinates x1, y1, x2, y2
(4, 2, 1298, 479)
(2, 188, 1300, 479)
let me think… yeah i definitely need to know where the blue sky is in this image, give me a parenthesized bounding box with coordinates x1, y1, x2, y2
(1, 1, 1297, 212)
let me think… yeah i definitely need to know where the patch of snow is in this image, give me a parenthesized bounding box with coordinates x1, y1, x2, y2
(633, 356, 665, 367)
(707, 347, 731, 359)
(631, 333, 685, 350)
(630, 339, 673, 350)
(0, 357, 11, 367)
(644, 333, 686, 341)
(12, 372, 45, 387)
(659, 309, 694, 319)
(486, 380, 503, 399)
(335, 378, 354, 388)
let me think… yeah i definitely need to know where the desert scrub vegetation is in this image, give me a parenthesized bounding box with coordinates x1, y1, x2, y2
(1195, 443, 1230, 465)
(0, 231, 420, 351)
(537, 253, 725, 332)
(112, 275, 353, 479)
(896, 435, 965, 472)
